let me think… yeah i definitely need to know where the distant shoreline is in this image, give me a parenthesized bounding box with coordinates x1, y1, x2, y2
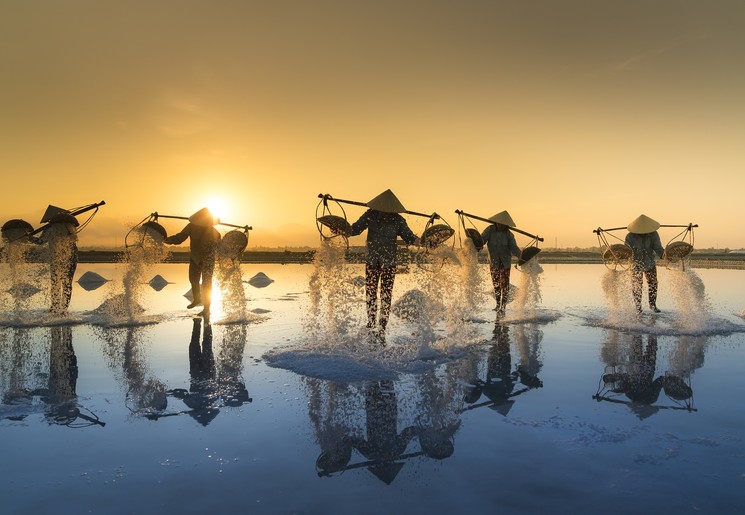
(74, 249, 745, 269)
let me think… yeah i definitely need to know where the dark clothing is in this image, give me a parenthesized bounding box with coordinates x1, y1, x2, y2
(625, 232, 664, 272)
(351, 209, 418, 334)
(350, 210, 418, 267)
(188, 257, 214, 308)
(625, 231, 664, 311)
(365, 265, 396, 330)
(165, 223, 220, 307)
(481, 225, 520, 268)
(482, 225, 519, 313)
(632, 266, 659, 312)
(165, 223, 221, 265)
(489, 264, 511, 313)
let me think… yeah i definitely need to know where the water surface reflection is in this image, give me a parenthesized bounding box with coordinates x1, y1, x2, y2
(1, 264, 744, 514)
(595, 329, 701, 417)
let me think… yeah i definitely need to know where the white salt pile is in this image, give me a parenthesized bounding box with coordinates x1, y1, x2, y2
(247, 272, 274, 288)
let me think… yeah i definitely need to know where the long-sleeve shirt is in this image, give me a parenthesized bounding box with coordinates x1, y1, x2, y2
(165, 223, 221, 265)
(625, 232, 664, 271)
(481, 225, 520, 268)
(350, 209, 418, 267)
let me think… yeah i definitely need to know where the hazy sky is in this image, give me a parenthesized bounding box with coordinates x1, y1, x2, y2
(2, 1, 744, 249)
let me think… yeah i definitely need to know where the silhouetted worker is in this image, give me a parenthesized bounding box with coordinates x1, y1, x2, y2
(40, 214, 79, 315)
(481, 211, 521, 316)
(625, 214, 664, 314)
(164, 208, 221, 317)
(349, 190, 420, 343)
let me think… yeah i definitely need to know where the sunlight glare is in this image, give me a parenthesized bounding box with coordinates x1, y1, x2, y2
(204, 197, 228, 222)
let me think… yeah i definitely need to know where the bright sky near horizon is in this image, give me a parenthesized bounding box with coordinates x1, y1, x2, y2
(2, 1, 744, 249)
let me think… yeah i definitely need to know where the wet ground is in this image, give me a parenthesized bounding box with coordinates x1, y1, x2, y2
(1, 262, 744, 514)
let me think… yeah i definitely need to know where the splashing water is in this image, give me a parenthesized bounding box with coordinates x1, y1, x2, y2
(96, 227, 168, 322)
(40, 224, 79, 315)
(511, 259, 544, 320)
(667, 269, 711, 331)
(305, 240, 361, 346)
(216, 257, 248, 322)
(402, 244, 486, 355)
(601, 269, 636, 323)
(0, 241, 46, 318)
(439, 245, 485, 347)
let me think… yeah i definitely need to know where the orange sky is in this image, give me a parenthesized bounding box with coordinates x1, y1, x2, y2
(2, 1, 744, 249)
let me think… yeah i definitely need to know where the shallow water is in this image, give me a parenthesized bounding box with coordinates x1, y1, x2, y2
(1, 262, 744, 514)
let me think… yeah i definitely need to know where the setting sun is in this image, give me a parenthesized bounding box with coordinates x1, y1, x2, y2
(204, 197, 228, 222)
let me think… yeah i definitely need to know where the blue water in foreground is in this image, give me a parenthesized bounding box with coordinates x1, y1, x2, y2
(1, 263, 744, 514)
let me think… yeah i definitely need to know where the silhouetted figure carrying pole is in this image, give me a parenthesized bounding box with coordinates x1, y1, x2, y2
(29, 201, 105, 315)
(481, 211, 521, 316)
(348, 190, 420, 344)
(164, 208, 221, 318)
(625, 215, 664, 314)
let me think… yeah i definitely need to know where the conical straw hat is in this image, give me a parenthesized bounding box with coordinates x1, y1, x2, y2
(189, 207, 220, 227)
(367, 189, 406, 213)
(488, 210, 515, 227)
(627, 214, 660, 234)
